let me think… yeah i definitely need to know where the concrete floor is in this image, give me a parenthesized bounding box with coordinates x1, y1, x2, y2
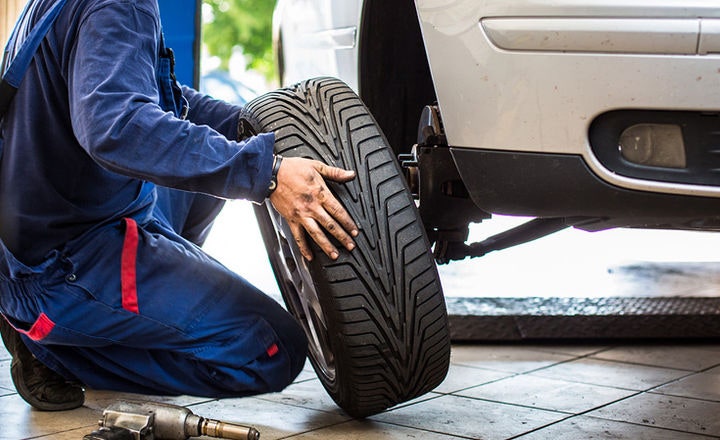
(1, 342, 720, 439)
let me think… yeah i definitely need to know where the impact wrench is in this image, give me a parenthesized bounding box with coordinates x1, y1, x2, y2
(83, 400, 260, 440)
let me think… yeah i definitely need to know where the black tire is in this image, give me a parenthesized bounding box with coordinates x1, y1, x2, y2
(246, 77, 450, 417)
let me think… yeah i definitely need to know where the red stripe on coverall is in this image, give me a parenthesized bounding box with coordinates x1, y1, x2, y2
(266, 343, 279, 357)
(25, 313, 56, 341)
(121, 218, 140, 314)
(3, 313, 55, 341)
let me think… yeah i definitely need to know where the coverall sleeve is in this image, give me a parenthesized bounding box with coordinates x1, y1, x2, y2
(182, 86, 244, 142)
(67, 2, 273, 203)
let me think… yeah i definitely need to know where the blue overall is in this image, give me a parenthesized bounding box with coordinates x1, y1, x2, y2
(0, 0, 307, 397)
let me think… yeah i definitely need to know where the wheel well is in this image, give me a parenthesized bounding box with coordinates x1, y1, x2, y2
(358, 0, 437, 155)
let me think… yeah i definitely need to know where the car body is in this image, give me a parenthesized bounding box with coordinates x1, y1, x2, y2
(273, 0, 720, 261)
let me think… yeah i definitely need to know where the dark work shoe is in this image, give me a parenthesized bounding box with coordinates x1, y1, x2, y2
(0, 318, 84, 411)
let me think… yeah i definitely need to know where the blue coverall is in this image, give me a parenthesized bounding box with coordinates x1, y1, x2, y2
(0, 0, 307, 397)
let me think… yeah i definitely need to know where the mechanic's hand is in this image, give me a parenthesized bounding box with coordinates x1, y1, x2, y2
(269, 156, 359, 261)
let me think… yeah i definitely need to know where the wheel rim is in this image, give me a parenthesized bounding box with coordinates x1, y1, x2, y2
(264, 203, 337, 382)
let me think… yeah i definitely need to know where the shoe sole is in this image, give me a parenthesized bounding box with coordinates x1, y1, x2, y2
(10, 358, 85, 411)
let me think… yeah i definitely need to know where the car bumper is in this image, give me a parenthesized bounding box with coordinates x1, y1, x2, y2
(416, 0, 720, 198)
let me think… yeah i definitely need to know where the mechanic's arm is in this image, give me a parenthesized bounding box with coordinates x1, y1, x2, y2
(70, 5, 273, 202)
(182, 81, 359, 260)
(181, 88, 359, 260)
(71, 4, 357, 259)
(269, 157, 359, 261)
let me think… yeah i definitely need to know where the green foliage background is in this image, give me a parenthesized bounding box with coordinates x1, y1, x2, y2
(202, 0, 277, 80)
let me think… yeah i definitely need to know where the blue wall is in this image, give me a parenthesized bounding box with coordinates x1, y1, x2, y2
(158, 0, 200, 88)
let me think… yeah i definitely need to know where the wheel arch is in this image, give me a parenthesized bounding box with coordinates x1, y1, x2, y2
(358, 0, 437, 155)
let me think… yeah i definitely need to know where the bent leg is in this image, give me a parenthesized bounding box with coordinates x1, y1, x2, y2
(16, 219, 306, 397)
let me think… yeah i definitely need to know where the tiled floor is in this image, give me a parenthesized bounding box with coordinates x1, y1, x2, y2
(2, 341, 719, 439)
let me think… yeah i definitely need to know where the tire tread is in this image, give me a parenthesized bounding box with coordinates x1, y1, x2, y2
(248, 78, 450, 417)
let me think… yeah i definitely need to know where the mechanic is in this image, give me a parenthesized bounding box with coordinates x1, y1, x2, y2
(0, 0, 358, 411)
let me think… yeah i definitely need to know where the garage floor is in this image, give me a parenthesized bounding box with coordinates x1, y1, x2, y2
(2, 341, 719, 439)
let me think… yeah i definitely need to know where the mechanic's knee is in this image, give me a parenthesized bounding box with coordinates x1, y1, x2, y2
(265, 319, 308, 392)
(210, 313, 308, 395)
(202, 332, 307, 397)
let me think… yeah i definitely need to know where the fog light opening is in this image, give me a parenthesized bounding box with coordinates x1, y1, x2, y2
(618, 123, 686, 168)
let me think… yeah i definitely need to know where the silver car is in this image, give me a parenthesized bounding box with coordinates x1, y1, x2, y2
(245, 0, 720, 417)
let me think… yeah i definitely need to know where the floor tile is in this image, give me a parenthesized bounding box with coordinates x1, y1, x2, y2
(433, 364, 511, 394)
(534, 357, 689, 390)
(515, 415, 714, 439)
(520, 344, 612, 357)
(189, 395, 351, 440)
(457, 374, 635, 413)
(653, 365, 720, 401)
(588, 392, 720, 436)
(387, 391, 445, 411)
(32, 427, 97, 440)
(293, 359, 320, 382)
(0, 360, 14, 391)
(692, 344, 720, 353)
(450, 344, 574, 373)
(285, 419, 462, 439)
(371, 394, 566, 439)
(84, 389, 216, 411)
(0, 394, 98, 440)
(253, 378, 345, 415)
(256, 377, 443, 417)
(591, 345, 720, 371)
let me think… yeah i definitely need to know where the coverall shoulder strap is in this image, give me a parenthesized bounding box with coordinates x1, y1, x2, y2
(0, 0, 67, 119)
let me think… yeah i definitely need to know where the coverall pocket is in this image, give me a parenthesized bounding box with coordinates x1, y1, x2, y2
(59, 221, 128, 310)
(61, 218, 153, 316)
(157, 49, 188, 119)
(57, 219, 214, 338)
(4, 312, 112, 347)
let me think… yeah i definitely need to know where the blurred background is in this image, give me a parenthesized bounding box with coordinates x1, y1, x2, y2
(200, 0, 278, 95)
